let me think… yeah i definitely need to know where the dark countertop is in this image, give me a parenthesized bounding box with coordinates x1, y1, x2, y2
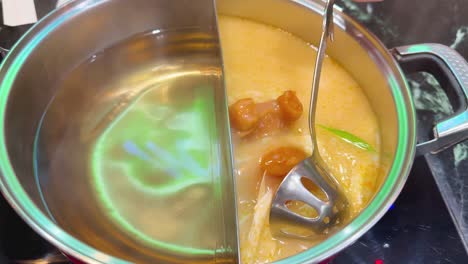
(1, 0, 468, 263)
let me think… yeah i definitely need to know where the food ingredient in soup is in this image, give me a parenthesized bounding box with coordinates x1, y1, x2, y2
(277, 90, 303, 122)
(318, 124, 376, 152)
(229, 90, 303, 139)
(260, 146, 308, 178)
(229, 98, 260, 131)
(219, 15, 382, 263)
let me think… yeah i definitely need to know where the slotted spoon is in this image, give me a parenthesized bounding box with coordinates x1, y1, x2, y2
(269, 0, 349, 237)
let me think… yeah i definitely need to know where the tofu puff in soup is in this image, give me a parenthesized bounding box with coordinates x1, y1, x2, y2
(219, 16, 384, 263)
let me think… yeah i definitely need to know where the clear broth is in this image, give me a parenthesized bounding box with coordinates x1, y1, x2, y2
(34, 28, 234, 263)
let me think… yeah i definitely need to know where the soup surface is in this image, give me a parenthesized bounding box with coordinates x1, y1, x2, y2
(36, 28, 234, 262)
(219, 16, 381, 263)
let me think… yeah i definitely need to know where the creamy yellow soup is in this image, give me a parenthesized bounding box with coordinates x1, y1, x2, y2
(219, 16, 381, 263)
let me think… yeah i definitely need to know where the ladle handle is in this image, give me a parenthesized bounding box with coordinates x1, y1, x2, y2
(393, 44, 468, 156)
(309, 0, 335, 150)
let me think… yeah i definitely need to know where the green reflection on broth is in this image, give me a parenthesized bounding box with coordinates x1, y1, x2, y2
(91, 83, 218, 256)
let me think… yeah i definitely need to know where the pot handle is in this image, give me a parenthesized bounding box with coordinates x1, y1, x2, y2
(392, 43, 468, 156)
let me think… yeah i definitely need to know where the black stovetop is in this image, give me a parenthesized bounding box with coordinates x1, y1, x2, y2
(1, 0, 468, 263)
(334, 158, 467, 264)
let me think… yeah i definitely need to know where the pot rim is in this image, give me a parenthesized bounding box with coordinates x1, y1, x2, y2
(0, 0, 416, 263)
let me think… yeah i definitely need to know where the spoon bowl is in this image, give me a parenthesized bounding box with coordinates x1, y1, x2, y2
(270, 151, 349, 237)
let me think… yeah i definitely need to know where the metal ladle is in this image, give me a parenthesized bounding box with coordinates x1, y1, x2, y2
(270, 0, 349, 237)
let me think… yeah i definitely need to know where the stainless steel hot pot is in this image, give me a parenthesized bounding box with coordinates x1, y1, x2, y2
(1, 0, 467, 263)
